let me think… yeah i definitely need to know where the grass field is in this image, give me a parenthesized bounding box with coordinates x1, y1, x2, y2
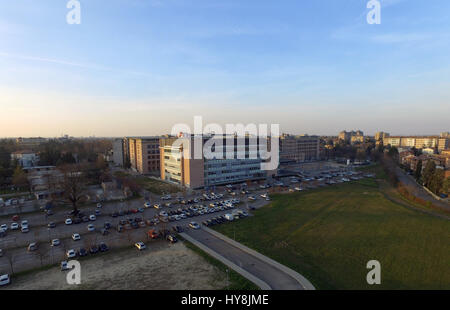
(214, 176, 450, 289)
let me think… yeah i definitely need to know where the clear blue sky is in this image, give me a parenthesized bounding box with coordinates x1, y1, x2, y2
(1, 0, 449, 137)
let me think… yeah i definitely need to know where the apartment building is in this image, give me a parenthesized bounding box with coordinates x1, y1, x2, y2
(128, 137, 161, 175)
(375, 131, 390, 142)
(339, 130, 364, 144)
(112, 139, 124, 167)
(383, 136, 449, 152)
(279, 134, 320, 163)
(160, 135, 269, 189)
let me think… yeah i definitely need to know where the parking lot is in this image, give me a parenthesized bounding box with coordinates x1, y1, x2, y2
(1, 164, 373, 285)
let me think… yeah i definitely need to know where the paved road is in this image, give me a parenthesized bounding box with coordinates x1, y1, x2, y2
(183, 228, 310, 290)
(395, 167, 450, 211)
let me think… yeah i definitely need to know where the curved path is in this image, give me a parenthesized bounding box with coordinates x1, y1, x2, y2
(181, 227, 315, 290)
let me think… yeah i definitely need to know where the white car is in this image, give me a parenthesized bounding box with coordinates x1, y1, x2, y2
(61, 261, 70, 271)
(65, 218, 73, 225)
(21, 226, 29, 233)
(0, 274, 10, 286)
(87, 224, 95, 232)
(66, 249, 76, 258)
(97, 203, 102, 208)
(21, 220, 29, 227)
(72, 233, 81, 241)
(189, 222, 200, 230)
(10, 222, 19, 230)
(159, 211, 168, 217)
(51, 239, 60, 246)
(135, 242, 146, 251)
(144, 202, 151, 208)
(1, 224, 7, 231)
(89, 215, 96, 221)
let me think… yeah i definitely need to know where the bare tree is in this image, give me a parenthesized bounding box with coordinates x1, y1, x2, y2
(60, 164, 88, 215)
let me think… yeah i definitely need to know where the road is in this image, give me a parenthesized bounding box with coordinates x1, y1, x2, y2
(182, 228, 313, 290)
(395, 167, 450, 211)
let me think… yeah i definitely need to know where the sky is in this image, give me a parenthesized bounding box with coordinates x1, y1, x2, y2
(0, 0, 449, 137)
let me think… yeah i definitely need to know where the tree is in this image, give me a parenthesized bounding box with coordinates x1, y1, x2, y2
(387, 146, 399, 162)
(61, 164, 88, 214)
(414, 160, 422, 181)
(443, 177, 450, 194)
(422, 160, 436, 187)
(0, 146, 11, 169)
(356, 149, 366, 161)
(428, 169, 444, 195)
(12, 166, 29, 190)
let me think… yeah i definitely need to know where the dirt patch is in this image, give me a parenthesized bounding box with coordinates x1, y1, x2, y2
(4, 242, 227, 290)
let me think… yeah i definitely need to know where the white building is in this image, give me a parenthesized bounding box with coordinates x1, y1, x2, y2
(11, 151, 39, 167)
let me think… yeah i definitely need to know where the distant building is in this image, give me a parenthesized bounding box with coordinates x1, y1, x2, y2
(339, 130, 364, 144)
(375, 131, 390, 142)
(11, 150, 39, 168)
(15, 137, 47, 148)
(112, 139, 124, 167)
(279, 134, 320, 163)
(128, 137, 161, 175)
(383, 135, 449, 152)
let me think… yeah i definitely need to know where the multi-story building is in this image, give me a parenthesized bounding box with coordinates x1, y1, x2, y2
(339, 130, 364, 144)
(279, 134, 319, 163)
(160, 135, 270, 189)
(11, 150, 39, 167)
(128, 137, 161, 175)
(375, 131, 390, 142)
(383, 136, 449, 152)
(112, 139, 124, 167)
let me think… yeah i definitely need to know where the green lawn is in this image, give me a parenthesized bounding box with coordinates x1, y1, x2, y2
(134, 176, 180, 195)
(214, 178, 450, 289)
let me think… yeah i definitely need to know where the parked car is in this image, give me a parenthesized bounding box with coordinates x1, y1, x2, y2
(89, 245, 99, 254)
(144, 202, 151, 208)
(99, 242, 109, 252)
(96, 203, 102, 208)
(66, 249, 76, 258)
(10, 222, 19, 230)
(135, 242, 146, 251)
(189, 222, 200, 230)
(61, 261, 70, 271)
(89, 215, 96, 221)
(147, 229, 159, 239)
(166, 235, 178, 243)
(0, 274, 10, 286)
(87, 224, 95, 232)
(72, 233, 81, 241)
(51, 239, 61, 246)
(65, 218, 73, 225)
(48, 222, 56, 228)
(78, 248, 88, 257)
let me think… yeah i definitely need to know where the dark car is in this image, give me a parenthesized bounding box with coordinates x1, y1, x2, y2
(47, 222, 56, 228)
(82, 216, 89, 223)
(89, 245, 99, 254)
(111, 212, 118, 218)
(104, 222, 111, 229)
(46, 210, 54, 216)
(202, 221, 209, 227)
(119, 220, 127, 225)
(117, 225, 124, 232)
(118, 210, 124, 216)
(101, 228, 109, 235)
(99, 243, 109, 252)
(78, 248, 88, 257)
(73, 218, 82, 224)
(131, 222, 139, 229)
(134, 217, 142, 223)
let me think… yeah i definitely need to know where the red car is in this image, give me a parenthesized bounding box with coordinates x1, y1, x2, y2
(147, 229, 159, 239)
(12, 215, 20, 222)
(131, 209, 138, 214)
